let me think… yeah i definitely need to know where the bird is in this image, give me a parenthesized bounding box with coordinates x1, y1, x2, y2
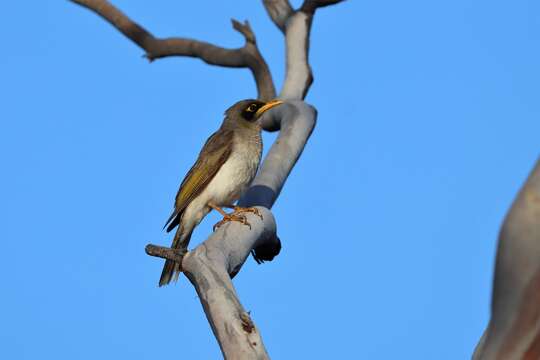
(159, 98, 284, 286)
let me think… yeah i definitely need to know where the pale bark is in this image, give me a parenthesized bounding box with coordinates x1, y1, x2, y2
(262, 0, 293, 32)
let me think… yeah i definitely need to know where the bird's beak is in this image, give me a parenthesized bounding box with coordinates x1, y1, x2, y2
(256, 99, 284, 117)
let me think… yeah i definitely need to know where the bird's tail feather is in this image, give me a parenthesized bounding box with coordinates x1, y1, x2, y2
(163, 209, 180, 232)
(158, 226, 193, 287)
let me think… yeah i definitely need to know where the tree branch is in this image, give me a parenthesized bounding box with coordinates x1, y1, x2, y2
(70, 0, 276, 100)
(280, 11, 314, 99)
(473, 158, 540, 359)
(262, 0, 345, 99)
(145, 244, 186, 264)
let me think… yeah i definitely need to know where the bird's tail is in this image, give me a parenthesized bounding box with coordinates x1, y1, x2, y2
(159, 226, 193, 287)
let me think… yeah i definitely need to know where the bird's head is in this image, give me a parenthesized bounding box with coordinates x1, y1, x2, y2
(225, 99, 284, 126)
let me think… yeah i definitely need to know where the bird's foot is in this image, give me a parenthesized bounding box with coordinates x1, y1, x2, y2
(232, 206, 263, 221)
(213, 213, 251, 231)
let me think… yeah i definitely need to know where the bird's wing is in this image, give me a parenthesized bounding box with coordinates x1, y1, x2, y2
(164, 128, 234, 232)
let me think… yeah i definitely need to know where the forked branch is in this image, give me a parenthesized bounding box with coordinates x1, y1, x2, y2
(70, 0, 276, 100)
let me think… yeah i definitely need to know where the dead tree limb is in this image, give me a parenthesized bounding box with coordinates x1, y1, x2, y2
(71, 1, 344, 358)
(263, 0, 346, 99)
(70, 0, 276, 100)
(473, 158, 540, 360)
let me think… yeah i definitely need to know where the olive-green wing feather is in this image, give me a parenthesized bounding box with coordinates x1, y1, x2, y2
(164, 128, 233, 232)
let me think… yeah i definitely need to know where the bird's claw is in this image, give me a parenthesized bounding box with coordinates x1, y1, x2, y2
(233, 206, 263, 221)
(213, 213, 251, 231)
(212, 207, 263, 231)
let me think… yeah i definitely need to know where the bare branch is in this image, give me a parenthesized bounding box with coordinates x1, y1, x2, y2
(145, 244, 186, 264)
(70, 0, 276, 100)
(175, 208, 277, 359)
(473, 158, 540, 359)
(274, 0, 344, 99)
(262, 0, 294, 32)
(280, 11, 314, 99)
(231, 19, 277, 101)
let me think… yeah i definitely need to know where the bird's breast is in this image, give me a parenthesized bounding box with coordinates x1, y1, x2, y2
(204, 133, 262, 206)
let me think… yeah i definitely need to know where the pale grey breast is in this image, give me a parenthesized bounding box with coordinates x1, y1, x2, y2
(201, 130, 262, 206)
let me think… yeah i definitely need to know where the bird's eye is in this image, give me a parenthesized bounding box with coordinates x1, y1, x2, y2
(247, 104, 258, 112)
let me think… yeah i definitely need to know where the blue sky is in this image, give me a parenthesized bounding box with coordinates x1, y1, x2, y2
(1, 1, 539, 359)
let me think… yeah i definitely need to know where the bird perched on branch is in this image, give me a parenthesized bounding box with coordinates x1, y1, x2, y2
(159, 98, 284, 286)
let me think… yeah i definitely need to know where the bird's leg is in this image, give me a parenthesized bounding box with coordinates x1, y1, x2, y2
(208, 202, 251, 231)
(208, 202, 229, 217)
(224, 204, 264, 221)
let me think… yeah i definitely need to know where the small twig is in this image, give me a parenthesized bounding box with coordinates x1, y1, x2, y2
(145, 244, 186, 264)
(232, 19, 256, 44)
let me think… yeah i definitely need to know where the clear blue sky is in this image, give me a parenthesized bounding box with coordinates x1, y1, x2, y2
(1, 1, 539, 359)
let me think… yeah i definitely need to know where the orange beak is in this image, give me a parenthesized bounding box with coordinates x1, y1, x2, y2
(255, 99, 284, 117)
